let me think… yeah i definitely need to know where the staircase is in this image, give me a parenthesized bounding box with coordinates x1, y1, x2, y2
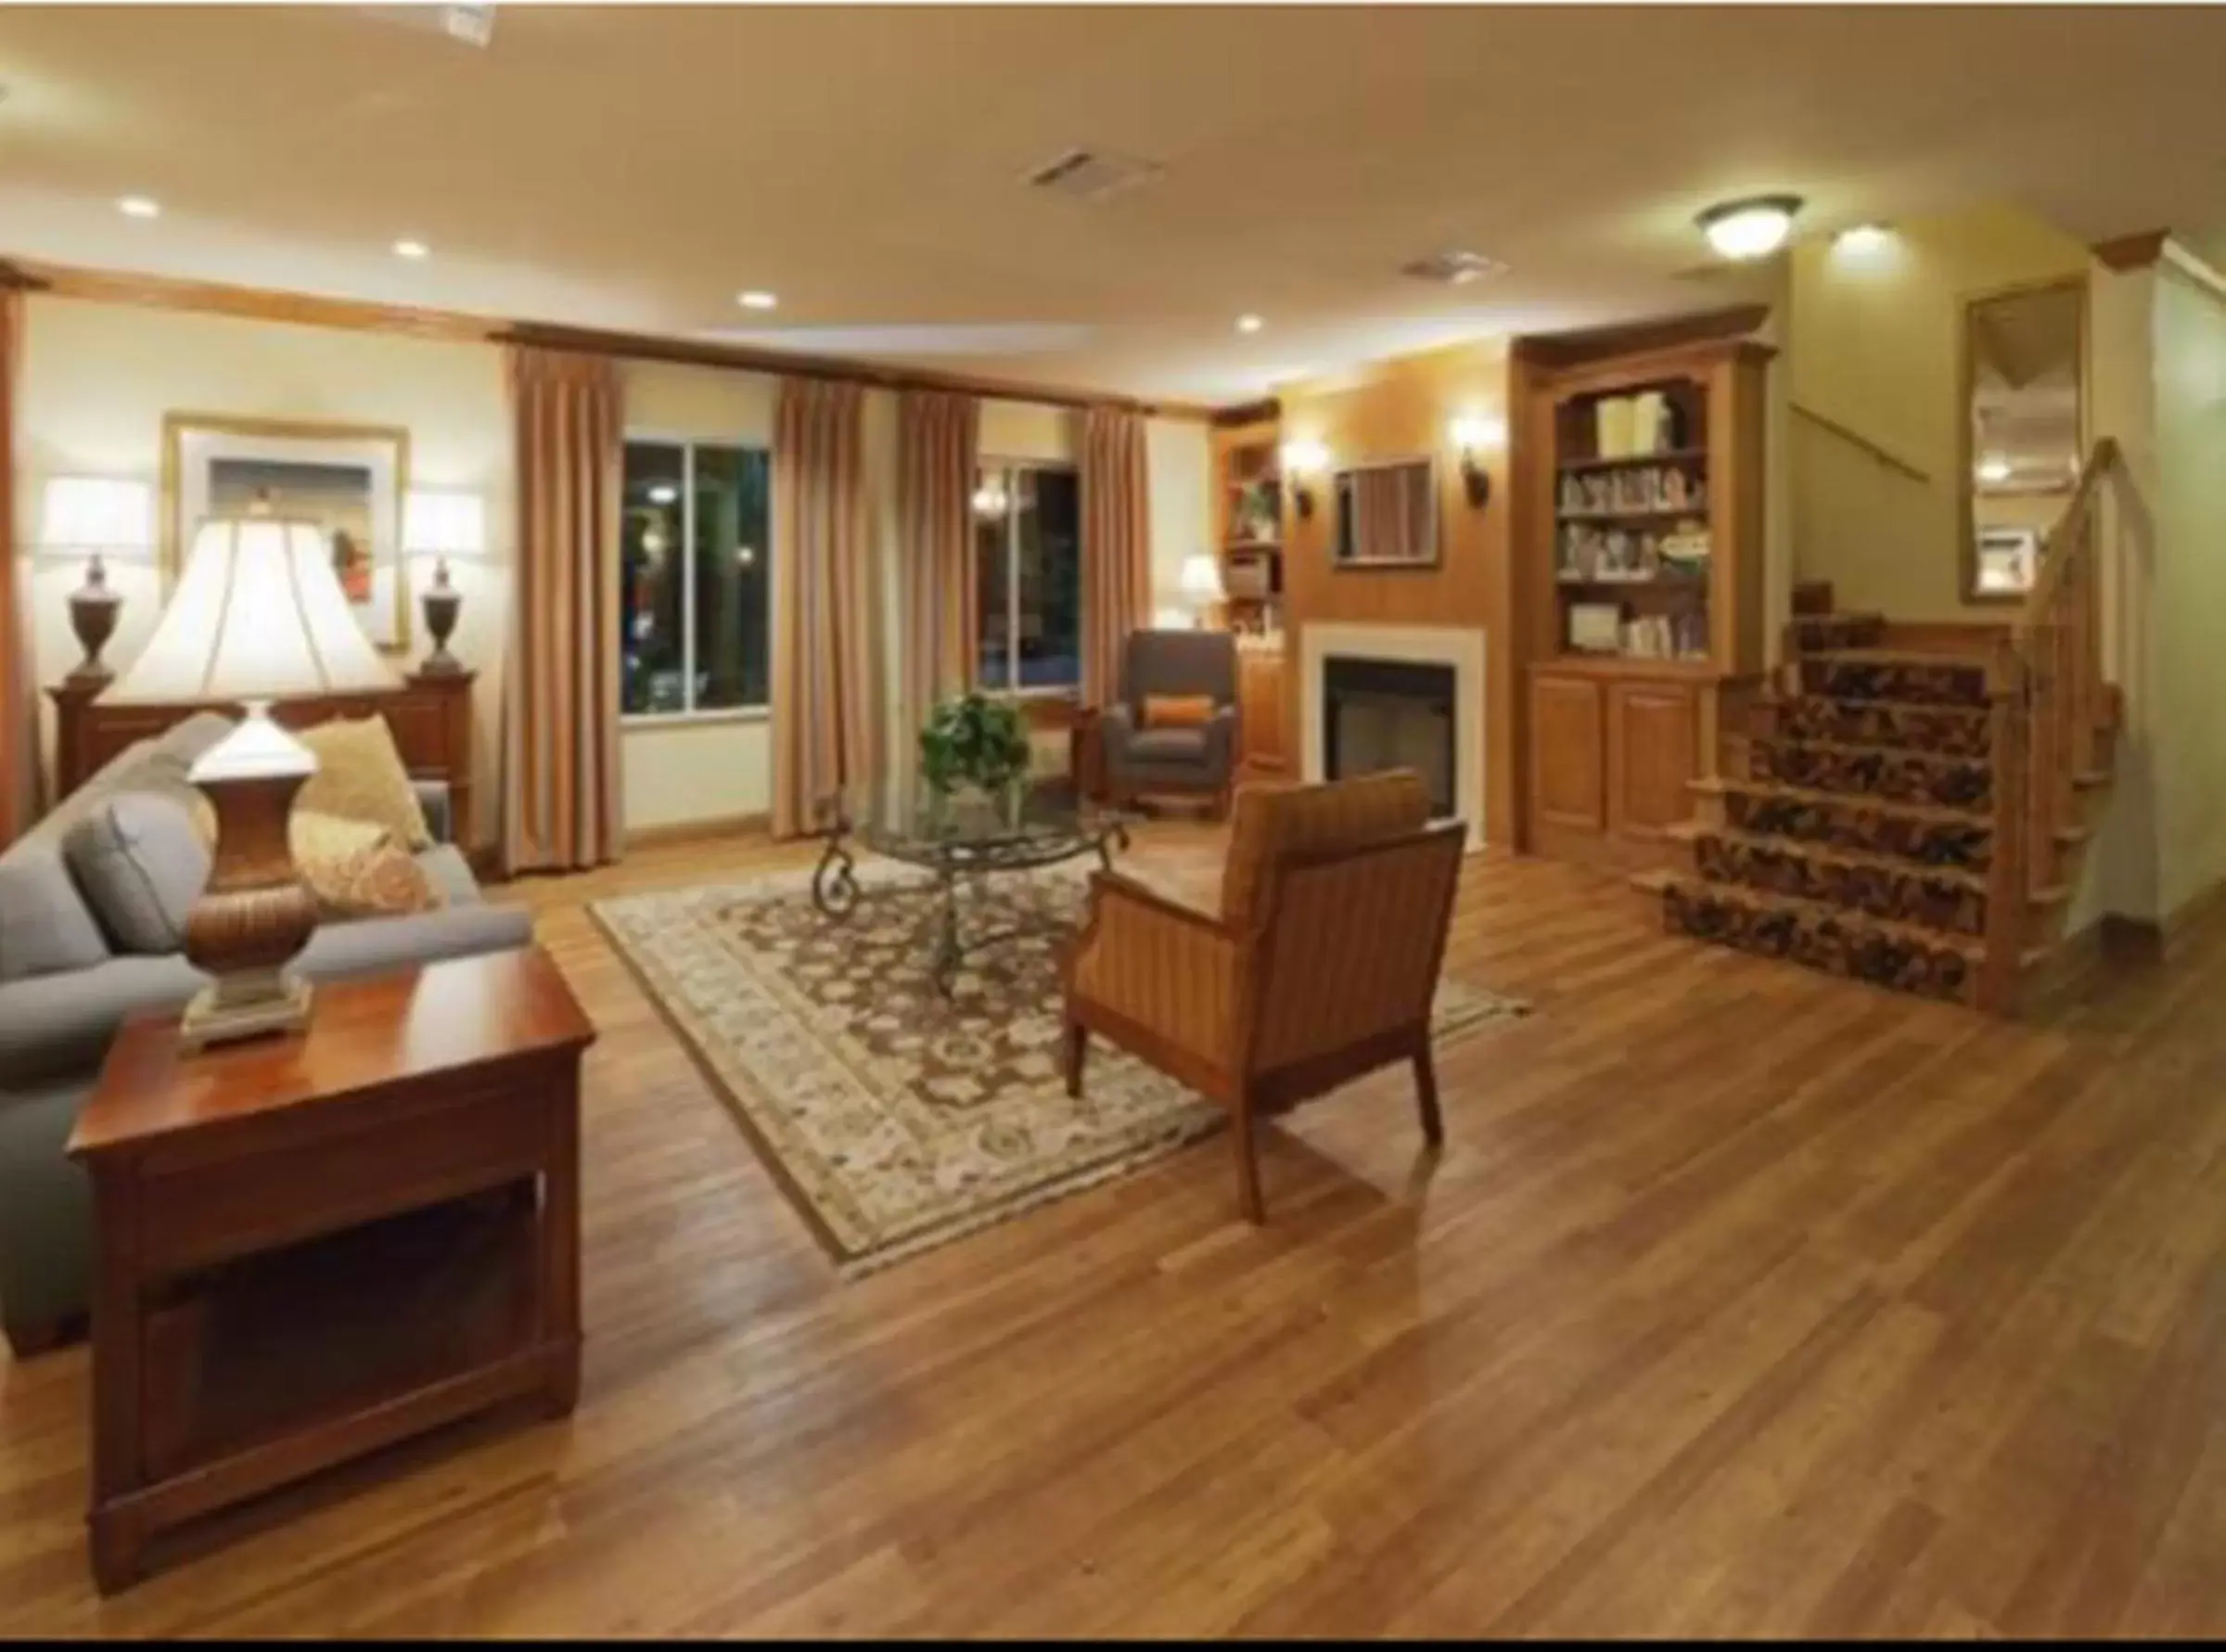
(1645, 432, 2129, 1014)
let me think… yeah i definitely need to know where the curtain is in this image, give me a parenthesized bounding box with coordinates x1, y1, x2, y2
(1081, 404, 1151, 708)
(897, 389, 978, 734)
(772, 377, 879, 839)
(0, 288, 32, 844)
(502, 345, 623, 876)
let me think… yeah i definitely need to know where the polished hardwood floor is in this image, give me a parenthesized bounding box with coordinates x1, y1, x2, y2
(5, 826, 2226, 1635)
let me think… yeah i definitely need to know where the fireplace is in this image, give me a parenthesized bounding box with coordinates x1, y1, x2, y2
(1323, 655, 1457, 817)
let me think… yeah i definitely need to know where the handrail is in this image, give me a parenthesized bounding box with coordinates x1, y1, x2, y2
(2015, 436, 2123, 638)
(1790, 402, 1931, 485)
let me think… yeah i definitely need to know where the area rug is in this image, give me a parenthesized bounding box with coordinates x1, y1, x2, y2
(592, 860, 1529, 1276)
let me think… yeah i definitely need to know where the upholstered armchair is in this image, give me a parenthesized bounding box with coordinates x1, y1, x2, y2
(1100, 629, 1240, 813)
(1062, 770, 1465, 1223)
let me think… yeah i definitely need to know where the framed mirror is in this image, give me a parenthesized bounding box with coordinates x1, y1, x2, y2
(1960, 277, 2084, 603)
(1332, 456, 1439, 569)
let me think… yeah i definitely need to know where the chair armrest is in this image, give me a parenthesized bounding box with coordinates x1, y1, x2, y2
(1067, 871, 1240, 1069)
(1100, 703, 1137, 762)
(412, 778, 454, 845)
(1204, 705, 1238, 770)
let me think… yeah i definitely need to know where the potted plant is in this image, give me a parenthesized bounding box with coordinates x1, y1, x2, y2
(918, 691, 1033, 826)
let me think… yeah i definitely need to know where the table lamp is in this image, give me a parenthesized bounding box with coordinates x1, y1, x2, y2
(38, 477, 153, 685)
(1177, 553, 1226, 629)
(403, 489, 485, 675)
(108, 506, 399, 1049)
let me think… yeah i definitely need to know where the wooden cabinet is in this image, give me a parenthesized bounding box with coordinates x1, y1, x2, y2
(1527, 664, 1700, 870)
(1237, 647, 1287, 775)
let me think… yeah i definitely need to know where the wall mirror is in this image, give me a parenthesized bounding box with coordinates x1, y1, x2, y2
(1332, 456, 1439, 569)
(1961, 278, 2084, 602)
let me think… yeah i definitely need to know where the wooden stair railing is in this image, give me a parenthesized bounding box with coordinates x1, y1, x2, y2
(1977, 437, 2127, 1010)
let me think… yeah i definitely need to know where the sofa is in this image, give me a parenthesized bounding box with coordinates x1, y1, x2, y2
(0, 711, 534, 1353)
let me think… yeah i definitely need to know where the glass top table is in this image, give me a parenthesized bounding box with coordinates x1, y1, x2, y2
(811, 780, 1133, 995)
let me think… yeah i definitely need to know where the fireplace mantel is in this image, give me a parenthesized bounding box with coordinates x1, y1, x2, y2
(1298, 621, 1486, 850)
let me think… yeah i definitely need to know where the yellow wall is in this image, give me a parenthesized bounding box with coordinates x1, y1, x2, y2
(1788, 203, 2091, 619)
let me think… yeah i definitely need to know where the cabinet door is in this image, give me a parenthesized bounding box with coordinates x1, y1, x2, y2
(1529, 673, 1606, 834)
(1606, 682, 1698, 842)
(1239, 650, 1287, 773)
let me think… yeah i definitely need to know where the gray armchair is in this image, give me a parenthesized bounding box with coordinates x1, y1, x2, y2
(1101, 629, 1241, 813)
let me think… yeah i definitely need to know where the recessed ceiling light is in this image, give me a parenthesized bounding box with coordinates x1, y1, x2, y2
(392, 238, 430, 260)
(737, 290, 778, 311)
(1236, 314, 1264, 334)
(117, 196, 160, 220)
(1834, 223, 1892, 252)
(1696, 194, 1804, 261)
(1977, 455, 2013, 485)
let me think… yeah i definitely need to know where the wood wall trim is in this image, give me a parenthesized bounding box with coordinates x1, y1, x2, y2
(2091, 229, 2169, 272)
(1211, 397, 1281, 429)
(1513, 302, 1771, 369)
(10, 256, 1212, 420)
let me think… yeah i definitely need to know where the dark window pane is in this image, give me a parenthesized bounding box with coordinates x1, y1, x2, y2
(1015, 467, 1081, 689)
(692, 445, 772, 710)
(620, 442, 686, 715)
(975, 474, 1011, 690)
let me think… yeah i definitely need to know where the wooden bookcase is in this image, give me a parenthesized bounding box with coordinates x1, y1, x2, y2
(1518, 337, 1772, 871)
(1210, 412, 1290, 775)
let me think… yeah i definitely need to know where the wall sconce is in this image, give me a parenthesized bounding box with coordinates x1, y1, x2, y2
(1280, 438, 1329, 519)
(1449, 416, 1504, 509)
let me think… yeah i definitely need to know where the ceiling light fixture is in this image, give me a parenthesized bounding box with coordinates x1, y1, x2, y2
(1236, 314, 1264, 334)
(1834, 223, 1892, 252)
(737, 290, 778, 312)
(1696, 194, 1804, 261)
(117, 196, 160, 220)
(647, 483, 678, 506)
(392, 238, 429, 260)
(1977, 455, 2014, 485)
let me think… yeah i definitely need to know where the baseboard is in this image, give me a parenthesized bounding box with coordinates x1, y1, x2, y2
(622, 812, 774, 852)
(2025, 873, 2226, 1018)
(2099, 874, 2226, 966)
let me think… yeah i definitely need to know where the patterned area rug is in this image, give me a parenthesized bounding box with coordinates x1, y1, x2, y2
(592, 860, 1529, 1276)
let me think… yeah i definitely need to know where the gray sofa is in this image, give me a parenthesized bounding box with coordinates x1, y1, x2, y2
(0, 711, 533, 1352)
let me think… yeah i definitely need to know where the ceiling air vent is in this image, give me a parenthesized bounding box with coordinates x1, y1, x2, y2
(1399, 250, 1509, 287)
(1026, 147, 1166, 204)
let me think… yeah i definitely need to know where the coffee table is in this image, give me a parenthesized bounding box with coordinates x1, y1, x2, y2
(66, 945, 595, 1593)
(813, 780, 1132, 995)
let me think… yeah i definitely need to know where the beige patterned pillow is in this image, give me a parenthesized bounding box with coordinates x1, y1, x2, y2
(289, 809, 444, 921)
(296, 716, 432, 850)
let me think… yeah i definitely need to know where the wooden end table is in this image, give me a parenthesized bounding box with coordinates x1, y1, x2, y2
(66, 944, 596, 1594)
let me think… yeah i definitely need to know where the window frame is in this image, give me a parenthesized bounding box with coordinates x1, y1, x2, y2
(974, 455, 1082, 703)
(619, 429, 774, 727)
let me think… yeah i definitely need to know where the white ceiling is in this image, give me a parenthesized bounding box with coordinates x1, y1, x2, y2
(3, 5, 2224, 406)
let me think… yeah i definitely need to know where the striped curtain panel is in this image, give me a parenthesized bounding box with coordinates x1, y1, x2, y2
(0, 288, 33, 843)
(1080, 404, 1152, 708)
(502, 345, 624, 876)
(772, 377, 880, 839)
(897, 389, 978, 736)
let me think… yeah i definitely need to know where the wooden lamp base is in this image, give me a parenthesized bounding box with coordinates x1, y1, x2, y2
(181, 730, 319, 1052)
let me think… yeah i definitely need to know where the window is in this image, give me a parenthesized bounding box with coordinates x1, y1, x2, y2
(973, 462, 1081, 693)
(620, 439, 772, 717)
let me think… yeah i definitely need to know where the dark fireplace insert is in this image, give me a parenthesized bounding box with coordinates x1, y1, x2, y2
(1322, 655, 1456, 818)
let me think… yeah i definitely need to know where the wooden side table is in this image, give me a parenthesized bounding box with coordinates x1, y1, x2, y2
(66, 945, 595, 1594)
(1069, 706, 1107, 805)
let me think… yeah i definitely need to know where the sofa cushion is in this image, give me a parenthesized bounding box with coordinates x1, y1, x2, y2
(63, 793, 211, 954)
(1131, 727, 1209, 762)
(1221, 769, 1430, 928)
(0, 844, 112, 983)
(292, 811, 443, 921)
(296, 716, 433, 849)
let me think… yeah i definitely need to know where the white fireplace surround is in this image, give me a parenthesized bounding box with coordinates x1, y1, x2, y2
(1299, 621, 1487, 850)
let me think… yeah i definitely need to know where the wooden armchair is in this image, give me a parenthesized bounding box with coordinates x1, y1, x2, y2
(1061, 770, 1465, 1223)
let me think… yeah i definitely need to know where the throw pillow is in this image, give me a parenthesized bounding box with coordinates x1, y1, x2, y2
(61, 791, 212, 954)
(296, 716, 433, 850)
(1143, 694, 1217, 730)
(290, 810, 445, 921)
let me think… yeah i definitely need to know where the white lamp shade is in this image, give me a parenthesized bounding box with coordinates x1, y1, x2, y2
(109, 516, 399, 704)
(403, 490, 486, 558)
(1178, 554, 1226, 601)
(39, 477, 153, 553)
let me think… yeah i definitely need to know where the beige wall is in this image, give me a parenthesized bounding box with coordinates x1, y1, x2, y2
(1788, 203, 2092, 619)
(9, 297, 1210, 837)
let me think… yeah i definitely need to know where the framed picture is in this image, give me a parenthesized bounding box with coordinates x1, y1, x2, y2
(161, 413, 413, 650)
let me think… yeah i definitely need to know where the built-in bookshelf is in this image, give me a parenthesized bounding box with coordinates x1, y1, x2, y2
(1210, 415, 1286, 638)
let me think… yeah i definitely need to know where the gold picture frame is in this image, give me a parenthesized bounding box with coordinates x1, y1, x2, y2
(160, 412, 414, 651)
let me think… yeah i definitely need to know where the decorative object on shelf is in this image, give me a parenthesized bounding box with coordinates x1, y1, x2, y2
(1594, 396, 1634, 459)
(1232, 478, 1280, 544)
(402, 489, 485, 676)
(1697, 193, 1804, 261)
(1449, 415, 1502, 508)
(917, 690, 1033, 825)
(38, 477, 152, 685)
(1280, 438, 1329, 519)
(1224, 553, 1273, 600)
(162, 413, 412, 650)
(1568, 603, 1623, 654)
(107, 503, 401, 1050)
(1177, 552, 1225, 627)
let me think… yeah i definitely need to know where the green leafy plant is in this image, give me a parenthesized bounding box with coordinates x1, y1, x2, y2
(918, 691, 1033, 799)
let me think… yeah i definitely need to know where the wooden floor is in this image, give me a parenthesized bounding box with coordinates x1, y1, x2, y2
(6, 826, 2226, 1636)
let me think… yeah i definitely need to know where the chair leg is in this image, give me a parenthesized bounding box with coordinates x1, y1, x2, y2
(1231, 1095, 1265, 1224)
(1413, 1043, 1444, 1147)
(1063, 1018, 1089, 1099)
